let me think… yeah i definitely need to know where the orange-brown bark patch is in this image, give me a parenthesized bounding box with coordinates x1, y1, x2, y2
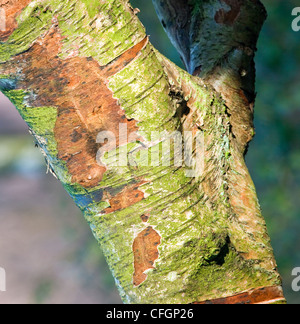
(0, 0, 31, 41)
(133, 226, 161, 287)
(9, 26, 147, 188)
(101, 36, 148, 77)
(193, 285, 285, 304)
(104, 182, 146, 214)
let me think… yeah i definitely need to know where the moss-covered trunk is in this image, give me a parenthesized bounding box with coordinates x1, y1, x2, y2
(0, 0, 285, 304)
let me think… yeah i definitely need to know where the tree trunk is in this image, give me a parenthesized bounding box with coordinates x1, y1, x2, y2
(0, 0, 286, 304)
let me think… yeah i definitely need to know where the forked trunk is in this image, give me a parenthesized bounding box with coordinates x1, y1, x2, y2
(0, 0, 285, 304)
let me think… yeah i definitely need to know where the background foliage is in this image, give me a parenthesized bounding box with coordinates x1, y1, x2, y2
(0, 0, 299, 303)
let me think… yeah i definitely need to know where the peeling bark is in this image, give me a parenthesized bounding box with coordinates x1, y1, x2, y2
(0, 0, 285, 304)
(133, 226, 161, 287)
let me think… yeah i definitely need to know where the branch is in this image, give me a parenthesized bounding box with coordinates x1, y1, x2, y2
(152, 0, 267, 151)
(0, 0, 285, 304)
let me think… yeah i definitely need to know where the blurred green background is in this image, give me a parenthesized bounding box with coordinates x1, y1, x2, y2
(0, 0, 299, 304)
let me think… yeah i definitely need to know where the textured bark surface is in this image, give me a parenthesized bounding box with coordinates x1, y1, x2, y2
(152, 0, 267, 152)
(0, 0, 285, 304)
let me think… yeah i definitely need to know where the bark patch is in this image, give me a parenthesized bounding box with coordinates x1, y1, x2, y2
(133, 226, 161, 286)
(0, 0, 31, 41)
(104, 182, 146, 214)
(9, 25, 147, 188)
(193, 285, 285, 304)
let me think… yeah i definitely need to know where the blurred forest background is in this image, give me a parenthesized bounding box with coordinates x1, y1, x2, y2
(0, 0, 299, 304)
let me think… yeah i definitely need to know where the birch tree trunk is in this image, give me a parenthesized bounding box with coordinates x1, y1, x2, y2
(0, 0, 286, 304)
